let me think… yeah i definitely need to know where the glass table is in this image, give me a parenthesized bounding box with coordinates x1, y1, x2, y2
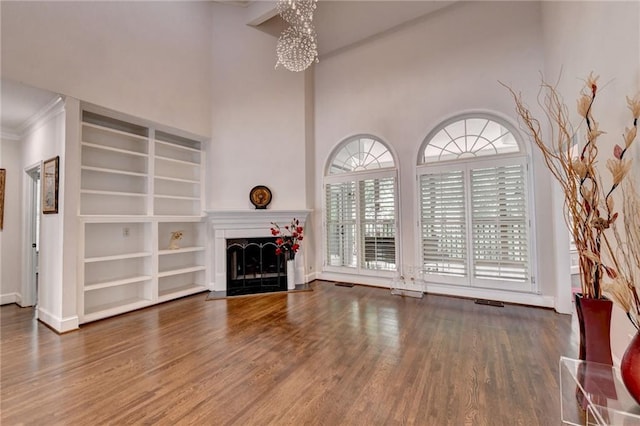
(560, 356, 640, 425)
(390, 267, 425, 299)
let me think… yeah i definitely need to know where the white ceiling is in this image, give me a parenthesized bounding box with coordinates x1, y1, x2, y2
(309, 1, 455, 56)
(1, 79, 59, 137)
(249, 1, 455, 56)
(0, 1, 455, 136)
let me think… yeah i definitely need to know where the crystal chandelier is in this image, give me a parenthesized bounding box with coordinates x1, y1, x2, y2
(277, 0, 316, 27)
(275, 0, 319, 72)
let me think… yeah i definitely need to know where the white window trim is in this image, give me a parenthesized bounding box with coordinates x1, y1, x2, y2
(415, 114, 538, 295)
(419, 112, 526, 163)
(326, 134, 396, 175)
(323, 170, 399, 278)
(324, 168, 396, 185)
(323, 135, 400, 278)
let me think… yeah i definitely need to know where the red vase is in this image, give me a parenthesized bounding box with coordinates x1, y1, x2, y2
(574, 293, 614, 365)
(574, 294, 617, 407)
(621, 331, 640, 405)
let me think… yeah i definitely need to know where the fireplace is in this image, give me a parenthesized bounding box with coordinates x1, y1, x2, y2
(206, 209, 311, 293)
(226, 237, 287, 296)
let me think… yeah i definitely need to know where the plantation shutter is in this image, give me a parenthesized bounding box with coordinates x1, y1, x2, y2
(470, 164, 529, 281)
(419, 170, 467, 276)
(359, 177, 396, 270)
(326, 181, 357, 268)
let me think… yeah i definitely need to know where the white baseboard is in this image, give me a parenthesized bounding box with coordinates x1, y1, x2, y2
(37, 307, 79, 333)
(424, 283, 555, 308)
(0, 292, 21, 305)
(317, 272, 393, 288)
(313, 273, 554, 308)
(214, 272, 554, 309)
(304, 271, 320, 283)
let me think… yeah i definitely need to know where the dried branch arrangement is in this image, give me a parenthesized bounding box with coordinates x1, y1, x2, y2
(503, 74, 640, 328)
(608, 179, 640, 328)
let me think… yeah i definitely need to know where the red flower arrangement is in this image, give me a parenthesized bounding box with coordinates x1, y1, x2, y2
(270, 218, 304, 260)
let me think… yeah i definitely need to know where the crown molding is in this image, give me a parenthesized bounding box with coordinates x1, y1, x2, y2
(2, 95, 65, 140)
(17, 96, 65, 136)
(0, 129, 21, 141)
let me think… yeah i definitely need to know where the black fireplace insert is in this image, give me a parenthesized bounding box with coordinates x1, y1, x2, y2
(226, 237, 287, 296)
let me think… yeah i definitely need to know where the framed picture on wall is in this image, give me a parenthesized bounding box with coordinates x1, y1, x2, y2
(0, 168, 5, 230)
(42, 156, 59, 214)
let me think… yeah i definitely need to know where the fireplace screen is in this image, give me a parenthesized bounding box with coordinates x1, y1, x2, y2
(226, 237, 287, 296)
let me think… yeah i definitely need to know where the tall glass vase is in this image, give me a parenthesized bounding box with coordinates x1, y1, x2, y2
(287, 259, 295, 290)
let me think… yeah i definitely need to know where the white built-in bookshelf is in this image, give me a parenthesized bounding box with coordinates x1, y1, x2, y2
(82, 219, 153, 322)
(78, 108, 207, 324)
(154, 131, 202, 216)
(157, 221, 207, 302)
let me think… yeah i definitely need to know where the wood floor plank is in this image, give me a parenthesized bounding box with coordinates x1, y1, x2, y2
(1, 281, 577, 425)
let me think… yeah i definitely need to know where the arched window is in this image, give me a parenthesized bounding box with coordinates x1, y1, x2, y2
(329, 137, 395, 174)
(421, 116, 520, 163)
(417, 114, 534, 292)
(325, 135, 398, 274)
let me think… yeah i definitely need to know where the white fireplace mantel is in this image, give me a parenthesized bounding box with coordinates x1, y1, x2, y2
(205, 209, 311, 291)
(206, 209, 311, 229)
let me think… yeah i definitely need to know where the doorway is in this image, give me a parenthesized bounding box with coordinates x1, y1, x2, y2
(22, 165, 40, 307)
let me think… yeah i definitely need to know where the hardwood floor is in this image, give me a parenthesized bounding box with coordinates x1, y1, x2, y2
(1, 282, 577, 425)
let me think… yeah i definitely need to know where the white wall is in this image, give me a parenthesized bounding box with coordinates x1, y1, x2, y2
(61, 98, 81, 324)
(313, 1, 555, 303)
(2, 0, 636, 340)
(1, 1, 212, 138)
(208, 3, 309, 211)
(0, 137, 23, 304)
(19, 103, 78, 331)
(541, 0, 640, 362)
(1, 0, 213, 330)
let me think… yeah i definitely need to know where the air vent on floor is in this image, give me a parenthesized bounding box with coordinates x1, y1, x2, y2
(474, 299, 504, 307)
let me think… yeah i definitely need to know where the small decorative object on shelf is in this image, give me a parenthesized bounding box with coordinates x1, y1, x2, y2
(168, 231, 183, 250)
(250, 185, 272, 209)
(270, 218, 304, 290)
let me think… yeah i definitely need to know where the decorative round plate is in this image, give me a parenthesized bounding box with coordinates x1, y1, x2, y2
(249, 185, 272, 209)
